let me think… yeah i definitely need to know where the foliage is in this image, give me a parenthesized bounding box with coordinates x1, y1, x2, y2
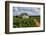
(13, 16, 40, 28)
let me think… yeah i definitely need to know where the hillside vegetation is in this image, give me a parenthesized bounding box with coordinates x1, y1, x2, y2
(13, 16, 40, 28)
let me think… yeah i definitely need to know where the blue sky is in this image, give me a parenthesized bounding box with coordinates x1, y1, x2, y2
(13, 7, 40, 16)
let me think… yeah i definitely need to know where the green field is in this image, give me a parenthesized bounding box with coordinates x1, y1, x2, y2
(13, 16, 40, 28)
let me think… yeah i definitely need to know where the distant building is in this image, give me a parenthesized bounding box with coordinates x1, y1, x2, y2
(16, 13, 29, 18)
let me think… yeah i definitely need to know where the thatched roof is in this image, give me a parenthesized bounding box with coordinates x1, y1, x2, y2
(20, 13, 28, 16)
(16, 13, 28, 16)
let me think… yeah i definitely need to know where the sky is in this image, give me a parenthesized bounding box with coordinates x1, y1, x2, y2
(13, 7, 40, 16)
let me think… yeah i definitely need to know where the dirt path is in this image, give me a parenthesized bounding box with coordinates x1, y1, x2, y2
(34, 19, 40, 27)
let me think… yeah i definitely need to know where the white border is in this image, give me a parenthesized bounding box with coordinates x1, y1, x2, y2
(9, 3, 43, 32)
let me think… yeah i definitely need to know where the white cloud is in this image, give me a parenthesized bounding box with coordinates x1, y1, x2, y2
(13, 7, 40, 16)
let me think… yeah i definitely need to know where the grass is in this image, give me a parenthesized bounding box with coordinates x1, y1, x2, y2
(13, 16, 40, 28)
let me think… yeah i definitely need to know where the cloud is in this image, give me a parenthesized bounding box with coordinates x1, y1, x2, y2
(13, 7, 40, 16)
